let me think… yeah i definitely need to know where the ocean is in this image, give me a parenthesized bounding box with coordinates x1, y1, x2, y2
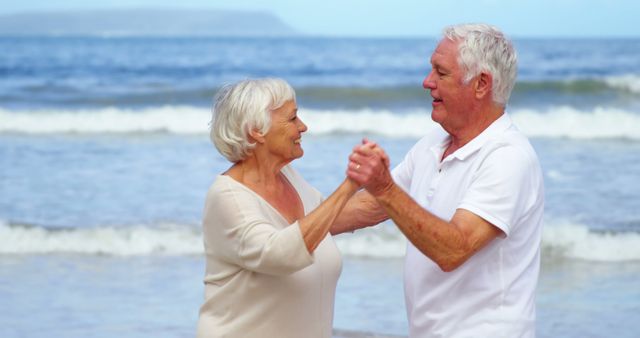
(1, 36, 639, 337)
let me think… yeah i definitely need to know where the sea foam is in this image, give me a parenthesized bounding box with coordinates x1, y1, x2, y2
(1, 220, 639, 261)
(1, 105, 639, 140)
(605, 74, 640, 94)
(0, 221, 202, 256)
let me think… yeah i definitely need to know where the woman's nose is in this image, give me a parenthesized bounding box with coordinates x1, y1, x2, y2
(298, 118, 308, 133)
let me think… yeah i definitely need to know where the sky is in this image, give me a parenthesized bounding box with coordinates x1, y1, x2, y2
(1, 0, 639, 38)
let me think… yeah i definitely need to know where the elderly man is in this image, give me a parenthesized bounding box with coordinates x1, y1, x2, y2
(333, 24, 544, 337)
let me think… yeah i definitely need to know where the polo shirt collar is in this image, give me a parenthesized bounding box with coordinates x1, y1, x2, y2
(430, 113, 514, 162)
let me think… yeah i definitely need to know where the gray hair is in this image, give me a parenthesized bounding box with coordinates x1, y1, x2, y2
(443, 23, 517, 106)
(210, 78, 296, 162)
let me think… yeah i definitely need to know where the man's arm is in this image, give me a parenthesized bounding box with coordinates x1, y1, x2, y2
(348, 144, 502, 271)
(374, 183, 502, 271)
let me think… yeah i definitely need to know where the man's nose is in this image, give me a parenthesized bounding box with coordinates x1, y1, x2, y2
(423, 70, 435, 89)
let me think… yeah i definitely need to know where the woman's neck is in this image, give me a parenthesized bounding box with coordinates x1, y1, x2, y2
(227, 152, 289, 188)
(225, 153, 302, 223)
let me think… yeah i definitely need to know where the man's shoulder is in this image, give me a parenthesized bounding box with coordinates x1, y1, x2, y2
(480, 128, 543, 181)
(479, 120, 536, 154)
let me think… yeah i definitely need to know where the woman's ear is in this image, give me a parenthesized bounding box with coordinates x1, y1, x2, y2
(249, 129, 266, 144)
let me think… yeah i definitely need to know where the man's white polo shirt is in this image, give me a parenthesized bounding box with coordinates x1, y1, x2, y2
(392, 113, 544, 338)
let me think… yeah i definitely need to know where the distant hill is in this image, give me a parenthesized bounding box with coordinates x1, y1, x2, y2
(0, 9, 300, 37)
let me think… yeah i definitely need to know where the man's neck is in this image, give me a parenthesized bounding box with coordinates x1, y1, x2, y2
(443, 106, 505, 160)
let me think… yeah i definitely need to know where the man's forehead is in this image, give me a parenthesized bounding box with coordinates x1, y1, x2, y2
(430, 39, 458, 64)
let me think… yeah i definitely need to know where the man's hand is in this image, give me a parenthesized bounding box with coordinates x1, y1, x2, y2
(346, 139, 394, 197)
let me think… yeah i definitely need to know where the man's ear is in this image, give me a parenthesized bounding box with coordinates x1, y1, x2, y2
(249, 129, 266, 144)
(475, 72, 492, 100)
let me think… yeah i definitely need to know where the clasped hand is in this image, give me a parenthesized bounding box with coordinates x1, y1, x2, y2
(346, 138, 393, 197)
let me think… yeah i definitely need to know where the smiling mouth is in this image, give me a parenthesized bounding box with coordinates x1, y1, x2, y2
(294, 139, 301, 144)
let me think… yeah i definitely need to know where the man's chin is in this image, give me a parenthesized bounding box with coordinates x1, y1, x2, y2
(431, 110, 445, 124)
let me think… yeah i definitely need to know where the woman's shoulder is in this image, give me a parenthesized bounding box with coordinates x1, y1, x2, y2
(206, 175, 255, 205)
(208, 174, 237, 193)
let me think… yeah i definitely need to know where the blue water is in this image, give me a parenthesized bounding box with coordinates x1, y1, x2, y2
(2, 36, 640, 337)
(2, 37, 639, 110)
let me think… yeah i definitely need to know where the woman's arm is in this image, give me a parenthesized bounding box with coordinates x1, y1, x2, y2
(298, 178, 360, 252)
(298, 140, 392, 251)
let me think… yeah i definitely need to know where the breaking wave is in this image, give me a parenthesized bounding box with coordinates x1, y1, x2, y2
(2, 219, 639, 261)
(1, 105, 639, 140)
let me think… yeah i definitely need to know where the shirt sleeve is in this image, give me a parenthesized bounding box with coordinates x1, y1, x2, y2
(392, 133, 440, 192)
(392, 144, 416, 192)
(202, 179, 314, 276)
(458, 143, 541, 237)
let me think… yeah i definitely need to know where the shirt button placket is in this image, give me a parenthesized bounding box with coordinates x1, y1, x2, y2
(427, 163, 444, 200)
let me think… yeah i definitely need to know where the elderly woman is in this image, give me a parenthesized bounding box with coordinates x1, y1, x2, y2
(197, 78, 360, 338)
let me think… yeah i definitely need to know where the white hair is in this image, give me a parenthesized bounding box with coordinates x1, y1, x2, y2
(443, 23, 518, 106)
(210, 78, 296, 162)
